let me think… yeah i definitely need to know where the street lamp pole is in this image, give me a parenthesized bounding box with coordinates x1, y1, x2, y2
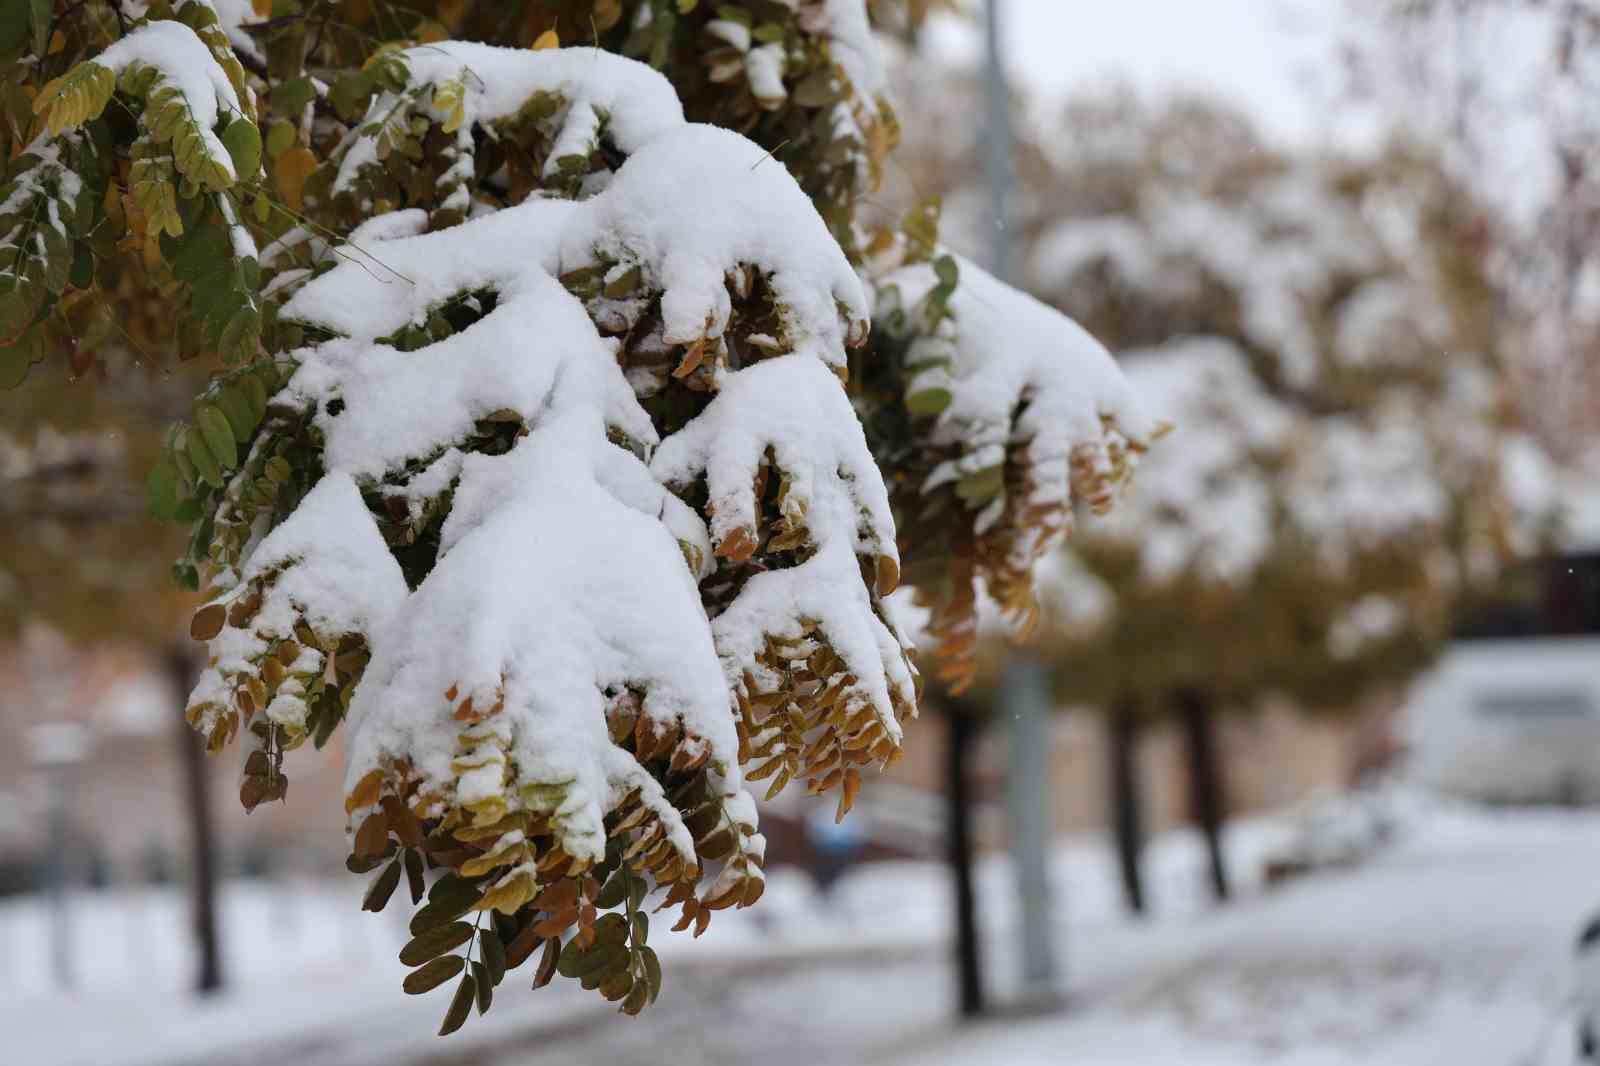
(984, 0, 1064, 1006)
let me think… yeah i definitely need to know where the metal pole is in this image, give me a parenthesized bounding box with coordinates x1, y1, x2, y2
(1001, 658, 1061, 1001)
(985, 0, 1063, 1004)
(45, 765, 74, 990)
(982, 0, 1015, 285)
(29, 723, 89, 991)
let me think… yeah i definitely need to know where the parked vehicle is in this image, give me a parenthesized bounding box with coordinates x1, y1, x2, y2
(1408, 552, 1600, 804)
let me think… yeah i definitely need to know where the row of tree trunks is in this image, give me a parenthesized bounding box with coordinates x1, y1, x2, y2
(1108, 699, 1147, 916)
(1108, 687, 1231, 917)
(944, 701, 985, 1018)
(167, 643, 223, 995)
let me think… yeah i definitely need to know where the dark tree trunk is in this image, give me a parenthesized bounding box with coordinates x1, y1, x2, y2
(1177, 687, 1230, 902)
(168, 644, 223, 995)
(1108, 699, 1146, 916)
(944, 701, 985, 1018)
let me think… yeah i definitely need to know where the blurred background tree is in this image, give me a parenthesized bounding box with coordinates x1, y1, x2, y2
(877, 56, 1552, 910)
(1346, 0, 1600, 465)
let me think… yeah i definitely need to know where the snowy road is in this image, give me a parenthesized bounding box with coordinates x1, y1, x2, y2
(10, 799, 1598, 1066)
(464, 805, 1598, 1066)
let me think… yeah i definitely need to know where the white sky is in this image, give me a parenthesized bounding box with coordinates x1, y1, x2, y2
(924, 0, 1344, 146)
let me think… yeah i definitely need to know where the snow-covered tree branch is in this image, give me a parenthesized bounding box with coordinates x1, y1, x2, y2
(1, 0, 1154, 1030)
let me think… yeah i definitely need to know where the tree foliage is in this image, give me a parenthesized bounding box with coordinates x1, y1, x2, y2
(1015, 98, 1545, 714)
(1, 0, 1153, 1030)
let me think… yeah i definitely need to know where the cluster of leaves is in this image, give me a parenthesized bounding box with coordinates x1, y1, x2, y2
(4, 0, 1156, 1035)
(360, 808, 670, 1033)
(147, 360, 290, 587)
(854, 200, 1148, 691)
(501, 0, 901, 249)
(4, 3, 267, 387)
(164, 33, 906, 1025)
(314, 684, 768, 1033)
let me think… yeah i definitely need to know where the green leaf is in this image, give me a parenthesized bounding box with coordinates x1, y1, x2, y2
(640, 945, 662, 1005)
(218, 306, 259, 362)
(440, 971, 475, 1034)
(427, 872, 482, 914)
(69, 245, 94, 291)
(602, 264, 642, 300)
(217, 384, 258, 442)
(270, 76, 317, 119)
(0, 329, 44, 389)
(403, 954, 464, 995)
(933, 255, 960, 288)
(556, 941, 625, 981)
(222, 119, 263, 181)
(479, 928, 506, 986)
(171, 224, 228, 283)
(240, 371, 269, 421)
(362, 859, 402, 912)
(593, 912, 629, 944)
(955, 466, 1005, 507)
(399, 921, 474, 966)
(621, 975, 649, 1015)
(0, 285, 39, 344)
(28, 0, 48, 59)
(404, 848, 425, 904)
(905, 388, 952, 418)
(40, 224, 71, 294)
(471, 960, 492, 1014)
(195, 403, 238, 470)
(0, 3, 29, 54)
(147, 458, 180, 520)
(185, 429, 223, 488)
(265, 121, 295, 160)
(595, 869, 627, 909)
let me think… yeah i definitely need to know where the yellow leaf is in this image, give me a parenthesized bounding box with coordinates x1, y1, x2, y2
(273, 146, 318, 212)
(252, 0, 272, 15)
(48, 31, 65, 55)
(346, 767, 383, 814)
(532, 30, 560, 51)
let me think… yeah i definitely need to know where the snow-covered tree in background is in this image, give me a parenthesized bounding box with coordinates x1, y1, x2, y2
(1026, 99, 1547, 904)
(876, 67, 1547, 905)
(1344, 0, 1600, 463)
(0, 1, 1151, 1028)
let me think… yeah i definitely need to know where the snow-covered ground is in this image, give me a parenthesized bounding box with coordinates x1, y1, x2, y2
(6, 794, 1597, 1065)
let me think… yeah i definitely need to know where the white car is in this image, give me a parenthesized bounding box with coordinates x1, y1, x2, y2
(1407, 555, 1600, 805)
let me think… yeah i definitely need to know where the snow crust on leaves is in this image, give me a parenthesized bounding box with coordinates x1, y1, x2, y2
(92, 20, 243, 179)
(652, 355, 914, 741)
(346, 411, 734, 864)
(566, 125, 868, 363)
(886, 253, 1154, 533)
(281, 199, 652, 480)
(333, 42, 685, 198)
(195, 83, 903, 873)
(187, 473, 407, 740)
